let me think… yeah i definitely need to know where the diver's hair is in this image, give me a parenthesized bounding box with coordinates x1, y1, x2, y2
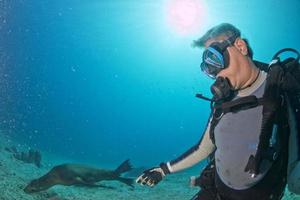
(192, 23, 253, 58)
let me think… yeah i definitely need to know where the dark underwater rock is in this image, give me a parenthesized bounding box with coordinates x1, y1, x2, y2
(5, 146, 42, 168)
(13, 149, 42, 168)
(4, 146, 18, 154)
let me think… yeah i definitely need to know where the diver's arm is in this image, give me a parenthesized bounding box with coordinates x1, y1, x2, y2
(136, 116, 215, 187)
(166, 118, 216, 173)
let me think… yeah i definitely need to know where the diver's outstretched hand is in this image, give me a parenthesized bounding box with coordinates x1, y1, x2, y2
(136, 163, 170, 187)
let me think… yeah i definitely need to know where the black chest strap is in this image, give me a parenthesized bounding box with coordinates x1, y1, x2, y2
(209, 95, 265, 145)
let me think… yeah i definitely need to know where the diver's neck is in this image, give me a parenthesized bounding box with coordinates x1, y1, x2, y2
(238, 61, 266, 97)
(239, 60, 260, 90)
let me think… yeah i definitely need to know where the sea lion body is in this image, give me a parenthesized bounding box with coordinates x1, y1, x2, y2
(24, 160, 133, 193)
(54, 164, 118, 184)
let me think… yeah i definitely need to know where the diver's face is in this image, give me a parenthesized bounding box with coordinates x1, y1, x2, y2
(204, 37, 249, 90)
(24, 180, 45, 193)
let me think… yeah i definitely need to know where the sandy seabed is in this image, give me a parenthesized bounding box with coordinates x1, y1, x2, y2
(0, 133, 300, 200)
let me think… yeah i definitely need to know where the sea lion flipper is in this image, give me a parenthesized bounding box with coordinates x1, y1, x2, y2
(117, 177, 134, 188)
(114, 159, 132, 175)
(74, 176, 99, 187)
(97, 185, 115, 190)
(81, 184, 115, 190)
(74, 176, 91, 185)
(76, 182, 115, 189)
(77, 182, 99, 187)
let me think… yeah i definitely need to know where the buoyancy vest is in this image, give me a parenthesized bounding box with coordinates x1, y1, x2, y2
(206, 48, 300, 193)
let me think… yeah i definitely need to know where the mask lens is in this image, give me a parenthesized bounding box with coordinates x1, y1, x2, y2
(200, 48, 225, 78)
(204, 48, 224, 67)
(200, 62, 222, 79)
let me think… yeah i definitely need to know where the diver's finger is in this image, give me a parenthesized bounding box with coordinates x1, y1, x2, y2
(138, 179, 146, 185)
(139, 176, 149, 185)
(146, 179, 151, 186)
(150, 182, 155, 187)
(143, 177, 151, 185)
(136, 174, 146, 183)
(146, 178, 153, 186)
(136, 178, 141, 184)
(136, 178, 141, 183)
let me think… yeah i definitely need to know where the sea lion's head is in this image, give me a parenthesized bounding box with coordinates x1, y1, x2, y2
(24, 179, 47, 193)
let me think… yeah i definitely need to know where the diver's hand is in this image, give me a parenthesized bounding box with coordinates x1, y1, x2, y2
(136, 163, 170, 187)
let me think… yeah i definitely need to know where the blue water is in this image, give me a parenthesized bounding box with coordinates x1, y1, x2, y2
(1, 0, 300, 171)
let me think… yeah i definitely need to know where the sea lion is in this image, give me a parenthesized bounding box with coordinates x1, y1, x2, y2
(24, 159, 133, 193)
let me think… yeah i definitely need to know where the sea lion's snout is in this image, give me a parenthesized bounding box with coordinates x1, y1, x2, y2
(24, 180, 43, 194)
(24, 185, 36, 194)
(24, 186, 34, 194)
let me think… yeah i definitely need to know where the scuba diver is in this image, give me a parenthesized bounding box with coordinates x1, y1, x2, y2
(136, 23, 300, 200)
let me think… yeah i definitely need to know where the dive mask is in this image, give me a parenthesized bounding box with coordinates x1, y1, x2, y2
(200, 35, 237, 79)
